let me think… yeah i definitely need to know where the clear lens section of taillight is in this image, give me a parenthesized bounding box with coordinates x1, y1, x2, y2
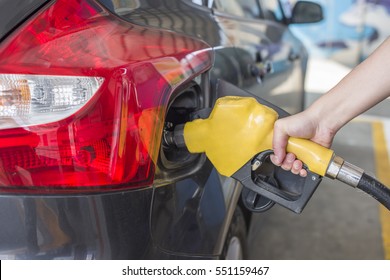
(0, 74, 103, 129)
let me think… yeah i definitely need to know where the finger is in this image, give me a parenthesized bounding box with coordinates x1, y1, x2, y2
(299, 169, 308, 177)
(281, 152, 296, 171)
(291, 159, 303, 175)
(270, 154, 281, 166)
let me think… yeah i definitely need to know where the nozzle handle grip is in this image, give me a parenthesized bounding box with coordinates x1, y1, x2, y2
(286, 137, 334, 176)
(214, 79, 335, 176)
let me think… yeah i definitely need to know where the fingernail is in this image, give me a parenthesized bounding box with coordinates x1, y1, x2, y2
(286, 153, 295, 162)
(300, 170, 307, 177)
(272, 155, 280, 165)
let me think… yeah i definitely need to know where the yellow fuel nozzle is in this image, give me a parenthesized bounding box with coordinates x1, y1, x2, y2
(182, 96, 334, 177)
(167, 94, 390, 213)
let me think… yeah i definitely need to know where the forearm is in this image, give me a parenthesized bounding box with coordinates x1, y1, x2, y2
(307, 37, 390, 133)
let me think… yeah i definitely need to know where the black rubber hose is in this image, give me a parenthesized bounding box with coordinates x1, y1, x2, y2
(356, 173, 390, 211)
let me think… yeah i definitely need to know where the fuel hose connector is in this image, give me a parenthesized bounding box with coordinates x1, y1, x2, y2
(326, 155, 364, 187)
(326, 155, 390, 210)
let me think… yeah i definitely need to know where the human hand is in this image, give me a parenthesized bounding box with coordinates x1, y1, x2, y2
(270, 110, 335, 177)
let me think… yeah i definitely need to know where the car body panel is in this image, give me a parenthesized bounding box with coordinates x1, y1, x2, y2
(0, 190, 153, 259)
(211, 0, 307, 113)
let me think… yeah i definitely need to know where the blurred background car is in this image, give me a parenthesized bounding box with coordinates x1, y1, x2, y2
(0, 0, 321, 259)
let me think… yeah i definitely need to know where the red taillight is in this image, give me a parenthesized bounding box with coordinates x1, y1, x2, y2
(0, 0, 212, 193)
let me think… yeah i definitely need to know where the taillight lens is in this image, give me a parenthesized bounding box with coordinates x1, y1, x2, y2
(0, 74, 103, 129)
(0, 0, 212, 193)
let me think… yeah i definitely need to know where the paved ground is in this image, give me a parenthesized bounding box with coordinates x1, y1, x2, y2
(247, 58, 390, 260)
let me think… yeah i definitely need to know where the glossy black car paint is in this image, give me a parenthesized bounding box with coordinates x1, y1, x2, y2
(0, 0, 311, 259)
(0, 0, 49, 41)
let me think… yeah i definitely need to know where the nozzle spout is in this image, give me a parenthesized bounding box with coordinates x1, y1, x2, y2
(163, 124, 186, 149)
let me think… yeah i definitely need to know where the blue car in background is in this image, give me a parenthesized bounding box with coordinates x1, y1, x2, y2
(288, 0, 390, 66)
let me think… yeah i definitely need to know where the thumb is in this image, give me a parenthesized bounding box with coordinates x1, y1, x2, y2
(271, 120, 289, 166)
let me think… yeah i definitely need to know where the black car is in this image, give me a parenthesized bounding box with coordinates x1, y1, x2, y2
(0, 0, 322, 259)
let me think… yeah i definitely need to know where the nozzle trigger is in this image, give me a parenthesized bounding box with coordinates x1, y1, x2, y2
(233, 151, 322, 214)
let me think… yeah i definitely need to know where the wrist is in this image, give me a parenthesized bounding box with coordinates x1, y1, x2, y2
(304, 98, 341, 146)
